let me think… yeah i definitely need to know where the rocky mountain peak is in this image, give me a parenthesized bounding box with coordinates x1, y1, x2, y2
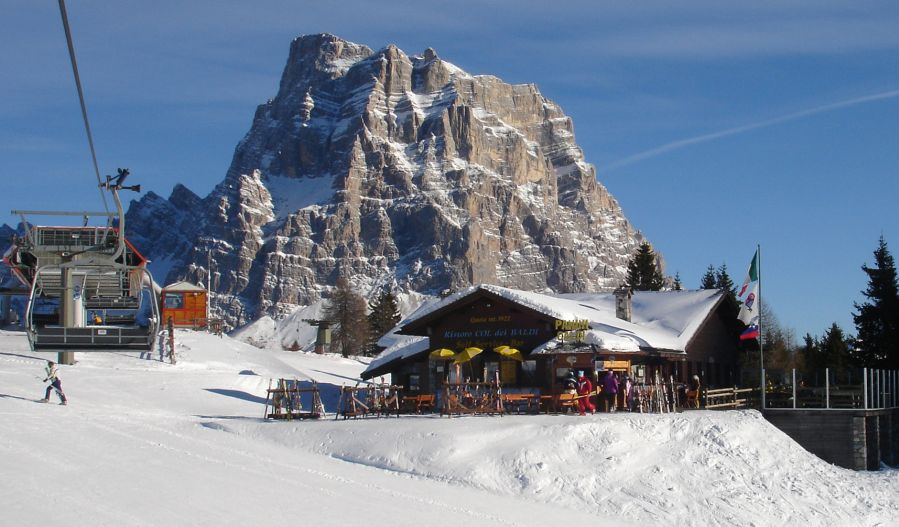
(125, 35, 647, 327)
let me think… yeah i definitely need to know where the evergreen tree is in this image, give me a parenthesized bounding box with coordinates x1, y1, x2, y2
(819, 323, 850, 376)
(323, 277, 370, 357)
(366, 289, 401, 356)
(715, 263, 737, 303)
(799, 324, 853, 384)
(700, 265, 717, 289)
(800, 333, 821, 378)
(673, 272, 683, 291)
(626, 242, 665, 291)
(853, 236, 899, 368)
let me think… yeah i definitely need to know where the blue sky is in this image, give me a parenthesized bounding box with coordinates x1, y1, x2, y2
(3, 1, 898, 340)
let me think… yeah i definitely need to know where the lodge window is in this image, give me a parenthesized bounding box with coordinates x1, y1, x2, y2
(485, 361, 499, 382)
(164, 294, 184, 309)
(520, 360, 537, 385)
(499, 360, 516, 385)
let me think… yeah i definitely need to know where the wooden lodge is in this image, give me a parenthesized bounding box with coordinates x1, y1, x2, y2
(362, 285, 742, 401)
(160, 281, 208, 329)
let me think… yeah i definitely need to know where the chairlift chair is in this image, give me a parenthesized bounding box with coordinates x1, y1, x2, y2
(12, 169, 160, 352)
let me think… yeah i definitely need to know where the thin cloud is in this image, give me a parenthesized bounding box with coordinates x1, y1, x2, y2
(604, 89, 899, 170)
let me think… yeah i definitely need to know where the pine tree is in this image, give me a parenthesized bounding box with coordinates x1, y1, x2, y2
(715, 263, 737, 303)
(626, 242, 665, 291)
(799, 324, 853, 384)
(820, 323, 850, 377)
(366, 289, 401, 356)
(323, 277, 370, 357)
(673, 272, 683, 291)
(800, 333, 821, 377)
(700, 265, 717, 289)
(853, 236, 899, 368)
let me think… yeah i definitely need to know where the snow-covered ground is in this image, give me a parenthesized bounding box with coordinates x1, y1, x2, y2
(1, 328, 896, 526)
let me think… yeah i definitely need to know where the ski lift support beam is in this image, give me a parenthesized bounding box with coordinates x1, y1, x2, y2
(10, 209, 116, 248)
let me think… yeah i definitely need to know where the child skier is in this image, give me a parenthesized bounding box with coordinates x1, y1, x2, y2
(40, 360, 67, 405)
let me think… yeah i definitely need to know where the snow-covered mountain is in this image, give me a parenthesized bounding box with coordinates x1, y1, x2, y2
(126, 34, 646, 326)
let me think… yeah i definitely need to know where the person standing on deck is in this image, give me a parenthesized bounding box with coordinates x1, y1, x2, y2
(40, 360, 67, 405)
(602, 370, 619, 412)
(577, 371, 595, 415)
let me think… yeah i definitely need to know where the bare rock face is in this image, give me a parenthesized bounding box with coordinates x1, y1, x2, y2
(126, 34, 646, 325)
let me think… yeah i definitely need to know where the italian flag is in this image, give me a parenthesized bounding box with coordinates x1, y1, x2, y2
(738, 249, 759, 298)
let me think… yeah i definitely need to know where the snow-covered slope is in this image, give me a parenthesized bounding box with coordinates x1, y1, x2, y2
(1, 328, 895, 526)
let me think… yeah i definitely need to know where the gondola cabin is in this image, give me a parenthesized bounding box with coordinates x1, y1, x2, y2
(161, 281, 207, 329)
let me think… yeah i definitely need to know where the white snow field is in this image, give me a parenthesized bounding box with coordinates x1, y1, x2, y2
(1, 329, 896, 527)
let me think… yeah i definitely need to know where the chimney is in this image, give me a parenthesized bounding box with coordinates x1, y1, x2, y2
(614, 286, 632, 322)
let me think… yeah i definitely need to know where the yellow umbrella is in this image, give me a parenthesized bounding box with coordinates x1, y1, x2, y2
(495, 346, 525, 361)
(453, 347, 483, 364)
(429, 348, 457, 359)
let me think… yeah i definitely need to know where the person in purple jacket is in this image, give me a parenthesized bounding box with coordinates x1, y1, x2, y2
(602, 370, 619, 412)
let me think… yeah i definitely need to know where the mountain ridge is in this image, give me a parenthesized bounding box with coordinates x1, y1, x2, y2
(125, 33, 647, 326)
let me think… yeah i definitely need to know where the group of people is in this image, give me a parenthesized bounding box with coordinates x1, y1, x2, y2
(564, 369, 704, 414)
(563, 369, 625, 415)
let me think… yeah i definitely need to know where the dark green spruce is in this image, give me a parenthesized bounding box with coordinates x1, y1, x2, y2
(626, 242, 665, 291)
(853, 236, 899, 368)
(366, 289, 402, 356)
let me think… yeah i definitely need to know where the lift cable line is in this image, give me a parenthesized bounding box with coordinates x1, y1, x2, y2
(57, 0, 111, 217)
(1, 3, 160, 361)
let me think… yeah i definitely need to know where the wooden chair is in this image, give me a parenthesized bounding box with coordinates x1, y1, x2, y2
(685, 389, 700, 409)
(556, 393, 579, 413)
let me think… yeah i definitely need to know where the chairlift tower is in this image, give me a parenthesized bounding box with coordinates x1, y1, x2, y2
(7, 169, 159, 364)
(302, 319, 332, 354)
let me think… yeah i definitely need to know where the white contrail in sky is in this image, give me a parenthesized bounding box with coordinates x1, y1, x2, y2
(604, 89, 899, 170)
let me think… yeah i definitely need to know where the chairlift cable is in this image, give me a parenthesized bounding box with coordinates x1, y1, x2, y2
(57, 0, 111, 216)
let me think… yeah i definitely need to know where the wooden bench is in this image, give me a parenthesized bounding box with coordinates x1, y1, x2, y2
(401, 394, 436, 414)
(556, 393, 580, 413)
(500, 393, 539, 414)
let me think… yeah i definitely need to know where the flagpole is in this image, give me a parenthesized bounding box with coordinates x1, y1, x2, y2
(758, 244, 765, 410)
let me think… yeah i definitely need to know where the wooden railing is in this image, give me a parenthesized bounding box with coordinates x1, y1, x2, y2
(704, 387, 754, 410)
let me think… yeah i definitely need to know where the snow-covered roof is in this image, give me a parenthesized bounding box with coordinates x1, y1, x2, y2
(363, 284, 726, 378)
(162, 281, 207, 292)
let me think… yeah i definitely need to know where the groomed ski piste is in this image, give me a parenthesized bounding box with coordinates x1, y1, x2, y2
(1, 328, 896, 527)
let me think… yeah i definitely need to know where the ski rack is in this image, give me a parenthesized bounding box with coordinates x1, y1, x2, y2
(335, 382, 403, 419)
(630, 374, 679, 413)
(264, 379, 325, 420)
(440, 381, 504, 417)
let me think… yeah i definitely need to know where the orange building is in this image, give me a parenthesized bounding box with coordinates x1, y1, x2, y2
(161, 281, 208, 329)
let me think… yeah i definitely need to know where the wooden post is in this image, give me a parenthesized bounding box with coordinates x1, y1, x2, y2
(166, 316, 175, 364)
(792, 369, 796, 409)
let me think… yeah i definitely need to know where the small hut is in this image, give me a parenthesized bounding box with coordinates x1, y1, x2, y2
(161, 281, 207, 329)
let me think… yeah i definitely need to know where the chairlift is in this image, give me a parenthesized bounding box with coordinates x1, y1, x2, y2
(9, 169, 160, 352)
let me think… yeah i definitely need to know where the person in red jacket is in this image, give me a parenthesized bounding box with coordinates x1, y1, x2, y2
(577, 371, 595, 415)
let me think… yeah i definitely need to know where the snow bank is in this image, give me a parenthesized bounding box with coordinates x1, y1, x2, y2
(1, 329, 895, 527)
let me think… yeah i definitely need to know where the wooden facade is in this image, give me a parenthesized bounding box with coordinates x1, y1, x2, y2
(160, 281, 208, 329)
(364, 287, 742, 397)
